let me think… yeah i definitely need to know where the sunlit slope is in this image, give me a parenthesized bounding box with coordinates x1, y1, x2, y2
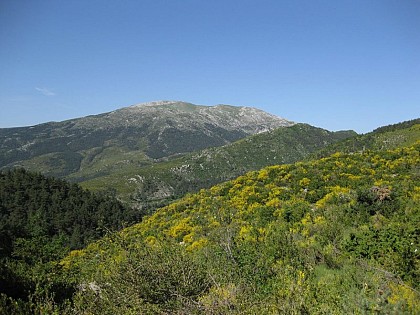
(312, 118, 420, 158)
(78, 123, 356, 209)
(63, 141, 420, 314)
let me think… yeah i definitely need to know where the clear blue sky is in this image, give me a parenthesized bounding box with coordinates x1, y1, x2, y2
(1, 0, 419, 133)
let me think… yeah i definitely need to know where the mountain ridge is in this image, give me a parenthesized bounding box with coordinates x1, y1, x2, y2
(60, 101, 292, 133)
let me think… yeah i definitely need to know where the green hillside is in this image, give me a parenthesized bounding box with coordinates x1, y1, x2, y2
(312, 118, 420, 158)
(58, 140, 420, 314)
(78, 124, 356, 210)
(1, 119, 418, 314)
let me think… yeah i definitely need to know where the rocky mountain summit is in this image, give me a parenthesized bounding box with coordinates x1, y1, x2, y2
(113, 101, 291, 133)
(65, 101, 292, 133)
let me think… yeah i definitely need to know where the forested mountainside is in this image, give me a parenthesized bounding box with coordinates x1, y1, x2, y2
(312, 118, 420, 158)
(14, 139, 416, 314)
(78, 124, 356, 211)
(0, 169, 135, 308)
(0, 101, 292, 178)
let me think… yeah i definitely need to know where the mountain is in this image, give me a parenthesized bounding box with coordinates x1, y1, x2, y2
(1, 100, 357, 211)
(0, 101, 292, 179)
(78, 124, 356, 211)
(59, 139, 420, 314)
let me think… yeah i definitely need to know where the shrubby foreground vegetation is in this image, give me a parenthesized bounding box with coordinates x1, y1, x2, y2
(19, 141, 417, 314)
(1, 122, 419, 314)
